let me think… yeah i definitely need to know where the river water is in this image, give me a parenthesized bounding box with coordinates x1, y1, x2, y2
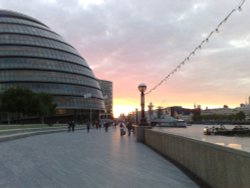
(153, 124, 250, 153)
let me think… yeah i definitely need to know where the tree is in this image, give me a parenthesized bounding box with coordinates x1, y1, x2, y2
(235, 111, 245, 121)
(192, 113, 202, 122)
(0, 87, 57, 123)
(0, 87, 33, 117)
(36, 93, 57, 123)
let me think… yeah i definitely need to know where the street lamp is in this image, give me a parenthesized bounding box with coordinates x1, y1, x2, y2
(138, 83, 148, 126)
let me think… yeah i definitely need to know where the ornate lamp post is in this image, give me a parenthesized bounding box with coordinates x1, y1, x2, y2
(138, 83, 148, 126)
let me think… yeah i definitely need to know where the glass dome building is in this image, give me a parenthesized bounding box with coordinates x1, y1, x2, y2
(0, 10, 105, 121)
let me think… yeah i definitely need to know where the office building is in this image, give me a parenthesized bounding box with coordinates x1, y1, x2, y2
(0, 10, 105, 122)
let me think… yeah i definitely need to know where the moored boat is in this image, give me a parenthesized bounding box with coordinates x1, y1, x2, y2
(150, 115, 187, 128)
(155, 120, 187, 128)
(203, 125, 250, 136)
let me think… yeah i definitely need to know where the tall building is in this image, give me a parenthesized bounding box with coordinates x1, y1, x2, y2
(98, 79, 113, 116)
(0, 10, 105, 122)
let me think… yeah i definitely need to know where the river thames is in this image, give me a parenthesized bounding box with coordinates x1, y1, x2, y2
(153, 124, 250, 153)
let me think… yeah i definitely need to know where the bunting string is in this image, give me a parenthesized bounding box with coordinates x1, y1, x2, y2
(146, 0, 246, 95)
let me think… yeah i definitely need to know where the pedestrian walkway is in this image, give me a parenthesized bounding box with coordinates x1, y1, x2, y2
(0, 127, 199, 188)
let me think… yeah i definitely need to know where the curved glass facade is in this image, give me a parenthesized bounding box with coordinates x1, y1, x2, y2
(0, 10, 105, 111)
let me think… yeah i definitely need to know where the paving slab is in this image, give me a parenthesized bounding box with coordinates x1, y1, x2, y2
(0, 127, 199, 188)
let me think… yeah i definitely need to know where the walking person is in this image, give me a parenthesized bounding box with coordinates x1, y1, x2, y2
(119, 122, 126, 136)
(127, 121, 132, 136)
(71, 120, 75, 132)
(68, 120, 72, 132)
(87, 122, 90, 133)
(104, 122, 109, 132)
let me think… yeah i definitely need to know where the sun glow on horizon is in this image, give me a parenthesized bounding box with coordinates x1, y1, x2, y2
(113, 98, 139, 118)
(113, 105, 137, 118)
(113, 99, 242, 118)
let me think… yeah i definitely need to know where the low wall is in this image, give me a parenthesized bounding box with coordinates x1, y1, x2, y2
(0, 127, 85, 143)
(144, 129, 250, 188)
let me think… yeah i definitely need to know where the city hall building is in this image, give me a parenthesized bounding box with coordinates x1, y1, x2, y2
(0, 10, 106, 123)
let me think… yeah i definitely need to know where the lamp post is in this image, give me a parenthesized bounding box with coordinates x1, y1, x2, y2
(136, 83, 149, 142)
(138, 83, 148, 126)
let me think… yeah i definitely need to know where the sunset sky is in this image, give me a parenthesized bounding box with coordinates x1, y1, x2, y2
(0, 0, 249, 117)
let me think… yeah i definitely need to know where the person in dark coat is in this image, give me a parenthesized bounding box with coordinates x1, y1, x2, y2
(68, 121, 72, 132)
(71, 121, 75, 131)
(87, 122, 90, 133)
(104, 122, 109, 132)
(127, 122, 132, 136)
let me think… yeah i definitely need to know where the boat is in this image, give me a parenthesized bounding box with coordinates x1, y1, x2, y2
(203, 125, 250, 136)
(149, 114, 187, 128)
(231, 125, 250, 135)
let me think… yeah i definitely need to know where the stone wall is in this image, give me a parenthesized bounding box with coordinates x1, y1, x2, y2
(144, 129, 250, 188)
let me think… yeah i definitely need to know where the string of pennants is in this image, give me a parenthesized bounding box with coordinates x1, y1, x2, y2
(146, 0, 246, 95)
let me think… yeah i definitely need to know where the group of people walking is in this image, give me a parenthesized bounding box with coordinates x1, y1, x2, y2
(68, 120, 75, 132)
(119, 121, 133, 136)
(68, 120, 134, 136)
(86, 121, 108, 133)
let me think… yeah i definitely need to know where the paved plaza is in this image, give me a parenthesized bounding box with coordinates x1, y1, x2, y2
(0, 127, 199, 188)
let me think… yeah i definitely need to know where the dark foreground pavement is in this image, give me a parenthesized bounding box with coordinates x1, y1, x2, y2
(0, 127, 199, 188)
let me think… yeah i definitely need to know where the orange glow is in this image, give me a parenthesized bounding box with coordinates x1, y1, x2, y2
(113, 105, 136, 118)
(113, 98, 139, 118)
(112, 97, 242, 118)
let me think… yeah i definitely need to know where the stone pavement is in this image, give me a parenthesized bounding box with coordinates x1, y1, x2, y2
(0, 127, 199, 188)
